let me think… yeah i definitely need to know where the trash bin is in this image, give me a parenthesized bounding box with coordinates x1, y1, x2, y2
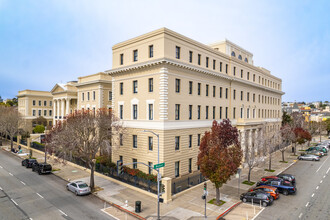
(135, 201, 141, 213)
(292, 146, 294, 153)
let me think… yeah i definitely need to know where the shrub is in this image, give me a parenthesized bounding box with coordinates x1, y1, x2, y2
(33, 125, 45, 134)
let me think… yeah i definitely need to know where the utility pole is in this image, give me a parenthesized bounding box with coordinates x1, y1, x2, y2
(202, 182, 207, 219)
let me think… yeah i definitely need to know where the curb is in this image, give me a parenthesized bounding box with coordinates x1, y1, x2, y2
(216, 201, 242, 219)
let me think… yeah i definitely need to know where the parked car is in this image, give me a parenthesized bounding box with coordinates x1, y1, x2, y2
(307, 150, 324, 157)
(248, 185, 279, 200)
(261, 176, 292, 185)
(32, 162, 52, 175)
(66, 181, 91, 196)
(240, 191, 273, 207)
(298, 154, 320, 161)
(22, 159, 38, 168)
(277, 174, 296, 185)
(307, 146, 328, 154)
(256, 179, 296, 196)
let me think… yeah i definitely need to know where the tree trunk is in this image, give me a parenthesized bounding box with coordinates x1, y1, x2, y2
(216, 187, 220, 205)
(269, 154, 272, 171)
(10, 136, 13, 151)
(281, 150, 285, 162)
(248, 167, 252, 183)
(293, 143, 297, 156)
(90, 161, 95, 191)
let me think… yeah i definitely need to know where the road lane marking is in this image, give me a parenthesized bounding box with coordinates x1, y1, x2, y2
(312, 193, 315, 197)
(20, 181, 26, 185)
(316, 156, 329, 172)
(0, 187, 2, 190)
(316, 186, 319, 190)
(324, 175, 326, 178)
(0, 165, 3, 168)
(36, 193, 43, 199)
(299, 213, 303, 218)
(251, 207, 265, 220)
(305, 202, 309, 207)
(320, 180, 323, 184)
(327, 167, 330, 174)
(8, 172, 13, 176)
(58, 209, 68, 217)
(11, 199, 18, 206)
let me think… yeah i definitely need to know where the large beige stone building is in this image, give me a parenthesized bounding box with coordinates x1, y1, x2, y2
(105, 28, 284, 185)
(17, 90, 53, 132)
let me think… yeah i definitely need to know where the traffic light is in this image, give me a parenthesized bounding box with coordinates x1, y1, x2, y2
(117, 160, 123, 175)
(159, 198, 164, 203)
(204, 182, 207, 190)
(202, 195, 206, 200)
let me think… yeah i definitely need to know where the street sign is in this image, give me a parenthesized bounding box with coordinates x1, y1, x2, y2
(154, 163, 165, 169)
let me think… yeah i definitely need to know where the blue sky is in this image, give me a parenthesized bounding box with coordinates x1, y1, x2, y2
(0, 0, 329, 102)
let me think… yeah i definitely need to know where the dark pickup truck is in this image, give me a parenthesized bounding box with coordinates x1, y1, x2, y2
(257, 179, 296, 196)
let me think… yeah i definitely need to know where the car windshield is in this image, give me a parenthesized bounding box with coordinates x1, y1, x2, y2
(78, 183, 88, 188)
(44, 165, 52, 169)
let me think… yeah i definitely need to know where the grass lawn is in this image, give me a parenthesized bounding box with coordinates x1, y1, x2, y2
(279, 161, 288, 163)
(242, 180, 255, 186)
(208, 199, 226, 206)
(264, 169, 275, 172)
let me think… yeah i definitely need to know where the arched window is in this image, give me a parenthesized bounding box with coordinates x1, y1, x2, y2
(238, 55, 242, 60)
(231, 51, 236, 57)
(244, 58, 248, 63)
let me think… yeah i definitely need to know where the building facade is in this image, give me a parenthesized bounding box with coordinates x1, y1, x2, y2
(17, 90, 53, 132)
(106, 28, 284, 182)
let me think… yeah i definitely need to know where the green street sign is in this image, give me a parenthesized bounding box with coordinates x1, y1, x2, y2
(154, 163, 165, 169)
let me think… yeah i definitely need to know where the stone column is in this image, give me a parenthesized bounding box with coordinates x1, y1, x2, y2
(53, 99, 56, 121)
(57, 99, 60, 120)
(66, 98, 70, 116)
(61, 98, 65, 119)
(162, 177, 172, 203)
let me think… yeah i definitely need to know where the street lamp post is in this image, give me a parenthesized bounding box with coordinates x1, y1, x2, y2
(142, 130, 160, 220)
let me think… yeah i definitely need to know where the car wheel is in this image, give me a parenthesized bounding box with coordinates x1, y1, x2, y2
(75, 191, 79, 196)
(262, 201, 268, 207)
(38, 171, 41, 175)
(66, 186, 69, 191)
(242, 198, 247, 203)
(313, 159, 316, 161)
(283, 190, 289, 196)
(22, 162, 24, 166)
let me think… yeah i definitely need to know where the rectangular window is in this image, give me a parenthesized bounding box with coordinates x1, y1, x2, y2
(233, 107, 236, 119)
(233, 89, 236, 100)
(213, 59, 216, 70)
(175, 161, 180, 177)
(82, 93, 85, 101)
(49, 110, 52, 116)
(120, 134, 123, 146)
(233, 67, 236, 76)
(189, 105, 192, 120)
(253, 74, 255, 82)
(220, 87, 222, 98)
(149, 104, 153, 120)
(133, 50, 138, 62)
(247, 108, 250, 119)
(189, 81, 193, 94)
(133, 158, 137, 169)
(33, 100, 36, 106)
(197, 134, 201, 146)
(109, 91, 112, 101)
(240, 108, 243, 118)
(148, 136, 153, 151)
(241, 91, 243, 101)
(226, 64, 228, 73)
(253, 94, 255, 102)
(198, 105, 201, 119)
(206, 57, 209, 68)
(220, 62, 222, 72)
(176, 46, 180, 59)
(120, 82, 124, 95)
(241, 69, 243, 78)
(38, 110, 41, 116)
(253, 109, 255, 118)
(133, 80, 138, 93)
(175, 136, 180, 150)
(189, 158, 192, 173)
(39, 100, 41, 106)
(119, 105, 123, 119)
(44, 110, 47, 116)
(120, 53, 124, 65)
(189, 51, 193, 63)
(213, 106, 215, 119)
(247, 92, 250, 101)
(225, 88, 228, 99)
(206, 106, 209, 119)
(87, 92, 90, 101)
(93, 91, 96, 100)
(175, 104, 180, 120)
(213, 86, 216, 97)
(50, 101, 52, 107)
(175, 78, 180, 93)
(247, 72, 250, 80)
(33, 110, 36, 116)
(133, 104, 138, 119)
(148, 162, 153, 174)
(206, 85, 209, 96)
(198, 83, 201, 95)
(149, 78, 153, 92)
(133, 135, 137, 148)
(225, 107, 228, 119)
(198, 54, 201, 65)
(149, 45, 153, 58)
(220, 107, 222, 119)
(44, 101, 47, 106)
(189, 135, 192, 148)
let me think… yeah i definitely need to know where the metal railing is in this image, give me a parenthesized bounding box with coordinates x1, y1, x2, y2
(172, 173, 206, 195)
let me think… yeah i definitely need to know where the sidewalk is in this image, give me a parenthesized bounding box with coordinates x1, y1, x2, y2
(1, 138, 322, 220)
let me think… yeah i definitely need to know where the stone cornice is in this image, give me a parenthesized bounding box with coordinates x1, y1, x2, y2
(75, 79, 112, 87)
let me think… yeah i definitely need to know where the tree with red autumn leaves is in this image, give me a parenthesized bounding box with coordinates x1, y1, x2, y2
(197, 119, 243, 205)
(293, 127, 312, 152)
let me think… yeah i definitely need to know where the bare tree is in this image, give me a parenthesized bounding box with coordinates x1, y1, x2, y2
(46, 109, 123, 191)
(0, 106, 21, 150)
(0, 106, 6, 146)
(263, 123, 281, 171)
(279, 124, 295, 162)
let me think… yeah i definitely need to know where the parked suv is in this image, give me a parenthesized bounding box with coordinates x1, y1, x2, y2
(22, 159, 38, 168)
(32, 162, 52, 175)
(240, 191, 273, 207)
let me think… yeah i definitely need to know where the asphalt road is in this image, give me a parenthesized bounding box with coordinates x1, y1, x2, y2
(256, 154, 330, 220)
(0, 149, 114, 220)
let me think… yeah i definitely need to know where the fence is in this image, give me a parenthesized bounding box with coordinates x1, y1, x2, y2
(172, 173, 206, 195)
(31, 142, 45, 152)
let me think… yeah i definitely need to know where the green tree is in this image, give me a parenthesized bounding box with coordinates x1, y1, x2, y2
(197, 120, 243, 205)
(33, 125, 45, 134)
(282, 111, 292, 126)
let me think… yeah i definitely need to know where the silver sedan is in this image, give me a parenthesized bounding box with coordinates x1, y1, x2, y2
(298, 154, 320, 161)
(66, 181, 91, 196)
